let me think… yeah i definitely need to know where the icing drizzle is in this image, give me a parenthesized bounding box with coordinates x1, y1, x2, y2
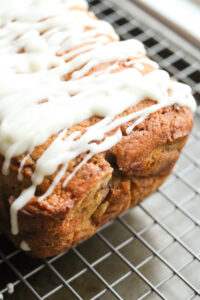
(0, 0, 196, 238)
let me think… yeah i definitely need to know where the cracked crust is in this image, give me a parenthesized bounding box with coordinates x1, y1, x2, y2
(0, 101, 193, 257)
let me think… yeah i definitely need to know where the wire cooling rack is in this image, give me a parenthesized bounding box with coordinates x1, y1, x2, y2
(0, 0, 200, 299)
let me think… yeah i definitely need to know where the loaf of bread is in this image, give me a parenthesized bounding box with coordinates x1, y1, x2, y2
(0, 0, 196, 257)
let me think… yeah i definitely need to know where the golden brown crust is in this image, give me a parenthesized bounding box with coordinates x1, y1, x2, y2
(0, 7, 194, 257)
(0, 102, 192, 257)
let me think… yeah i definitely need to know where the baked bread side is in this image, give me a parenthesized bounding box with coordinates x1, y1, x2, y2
(0, 0, 196, 257)
(0, 102, 192, 257)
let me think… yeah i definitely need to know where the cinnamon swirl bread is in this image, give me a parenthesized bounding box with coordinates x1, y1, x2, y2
(0, 0, 196, 257)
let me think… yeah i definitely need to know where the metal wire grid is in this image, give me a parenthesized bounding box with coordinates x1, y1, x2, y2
(0, 0, 200, 299)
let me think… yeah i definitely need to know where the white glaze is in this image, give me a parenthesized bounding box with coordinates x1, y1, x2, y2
(6, 283, 14, 295)
(0, 0, 196, 238)
(20, 240, 31, 251)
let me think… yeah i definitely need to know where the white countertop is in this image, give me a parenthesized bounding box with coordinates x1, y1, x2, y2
(135, 0, 200, 45)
